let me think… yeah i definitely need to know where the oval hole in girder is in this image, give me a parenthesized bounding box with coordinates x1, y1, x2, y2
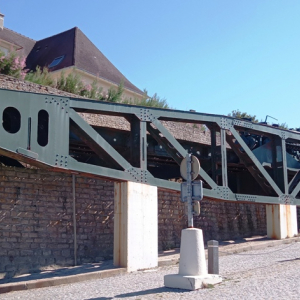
(37, 110, 49, 147)
(3, 107, 21, 133)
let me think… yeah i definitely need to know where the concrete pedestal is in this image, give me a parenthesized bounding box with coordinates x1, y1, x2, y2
(164, 228, 222, 290)
(114, 181, 158, 272)
(266, 204, 298, 239)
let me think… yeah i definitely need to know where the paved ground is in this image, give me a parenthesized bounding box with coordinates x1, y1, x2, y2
(1, 236, 300, 299)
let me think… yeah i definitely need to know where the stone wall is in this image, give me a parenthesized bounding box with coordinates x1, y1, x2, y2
(158, 190, 267, 251)
(0, 166, 114, 279)
(0, 165, 268, 278)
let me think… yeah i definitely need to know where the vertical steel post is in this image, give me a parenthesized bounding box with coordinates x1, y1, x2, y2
(72, 174, 77, 266)
(281, 138, 288, 194)
(220, 128, 228, 187)
(208, 240, 219, 274)
(211, 126, 217, 182)
(140, 121, 147, 171)
(130, 116, 141, 168)
(186, 153, 193, 228)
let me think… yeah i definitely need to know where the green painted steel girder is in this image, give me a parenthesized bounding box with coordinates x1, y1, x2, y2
(0, 88, 300, 205)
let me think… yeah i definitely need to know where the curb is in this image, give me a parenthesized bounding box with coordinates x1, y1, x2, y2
(218, 236, 300, 256)
(1, 237, 299, 294)
(0, 268, 126, 294)
(158, 236, 300, 266)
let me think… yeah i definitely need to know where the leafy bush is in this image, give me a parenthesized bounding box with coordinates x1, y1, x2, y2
(0, 50, 26, 79)
(56, 71, 108, 100)
(100, 81, 124, 102)
(56, 71, 84, 94)
(228, 109, 289, 129)
(80, 80, 103, 99)
(25, 66, 54, 86)
(125, 89, 169, 109)
(228, 109, 258, 122)
(0, 50, 170, 109)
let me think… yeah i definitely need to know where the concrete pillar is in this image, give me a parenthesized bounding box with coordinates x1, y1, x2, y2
(113, 181, 157, 272)
(266, 204, 298, 239)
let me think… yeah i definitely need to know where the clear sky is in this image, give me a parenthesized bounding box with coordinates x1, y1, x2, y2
(1, 0, 299, 128)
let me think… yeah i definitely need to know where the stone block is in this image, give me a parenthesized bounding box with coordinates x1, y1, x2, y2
(164, 274, 222, 290)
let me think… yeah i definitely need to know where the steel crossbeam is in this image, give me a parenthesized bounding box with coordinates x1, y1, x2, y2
(0, 88, 299, 205)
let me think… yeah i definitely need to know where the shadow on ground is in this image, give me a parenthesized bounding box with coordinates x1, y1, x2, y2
(0, 235, 271, 286)
(218, 236, 270, 247)
(0, 260, 116, 284)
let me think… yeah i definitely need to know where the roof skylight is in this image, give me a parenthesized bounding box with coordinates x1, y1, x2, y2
(49, 55, 65, 68)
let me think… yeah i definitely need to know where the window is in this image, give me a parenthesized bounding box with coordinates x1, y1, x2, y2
(0, 46, 9, 56)
(2, 107, 21, 134)
(37, 110, 49, 147)
(49, 55, 65, 68)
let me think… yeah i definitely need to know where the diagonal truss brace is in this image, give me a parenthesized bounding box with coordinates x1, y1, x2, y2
(289, 171, 300, 195)
(69, 109, 132, 171)
(230, 126, 282, 196)
(146, 123, 182, 165)
(151, 119, 218, 189)
(225, 131, 275, 195)
(291, 173, 300, 198)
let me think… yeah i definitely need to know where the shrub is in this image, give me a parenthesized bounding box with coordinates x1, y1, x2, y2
(124, 89, 169, 109)
(80, 80, 103, 99)
(0, 51, 170, 109)
(101, 81, 124, 102)
(0, 50, 26, 79)
(56, 71, 84, 94)
(25, 66, 54, 86)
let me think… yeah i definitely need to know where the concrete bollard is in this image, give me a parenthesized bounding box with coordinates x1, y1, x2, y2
(208, 240, 219, 275)
(164, 228, 222, 290)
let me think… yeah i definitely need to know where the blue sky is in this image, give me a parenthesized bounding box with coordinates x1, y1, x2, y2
(1, 0, 299, 128)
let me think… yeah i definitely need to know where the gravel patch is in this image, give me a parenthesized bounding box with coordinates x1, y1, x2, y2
(2, 241, 300, 299)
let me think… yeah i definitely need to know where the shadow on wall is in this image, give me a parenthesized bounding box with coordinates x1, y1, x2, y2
(0, 166, 114, 280)
(1, 165, 269, 279)
(157, 190, 267, 251)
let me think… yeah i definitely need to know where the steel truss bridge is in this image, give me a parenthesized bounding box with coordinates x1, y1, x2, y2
(0, 89, 300, 206)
